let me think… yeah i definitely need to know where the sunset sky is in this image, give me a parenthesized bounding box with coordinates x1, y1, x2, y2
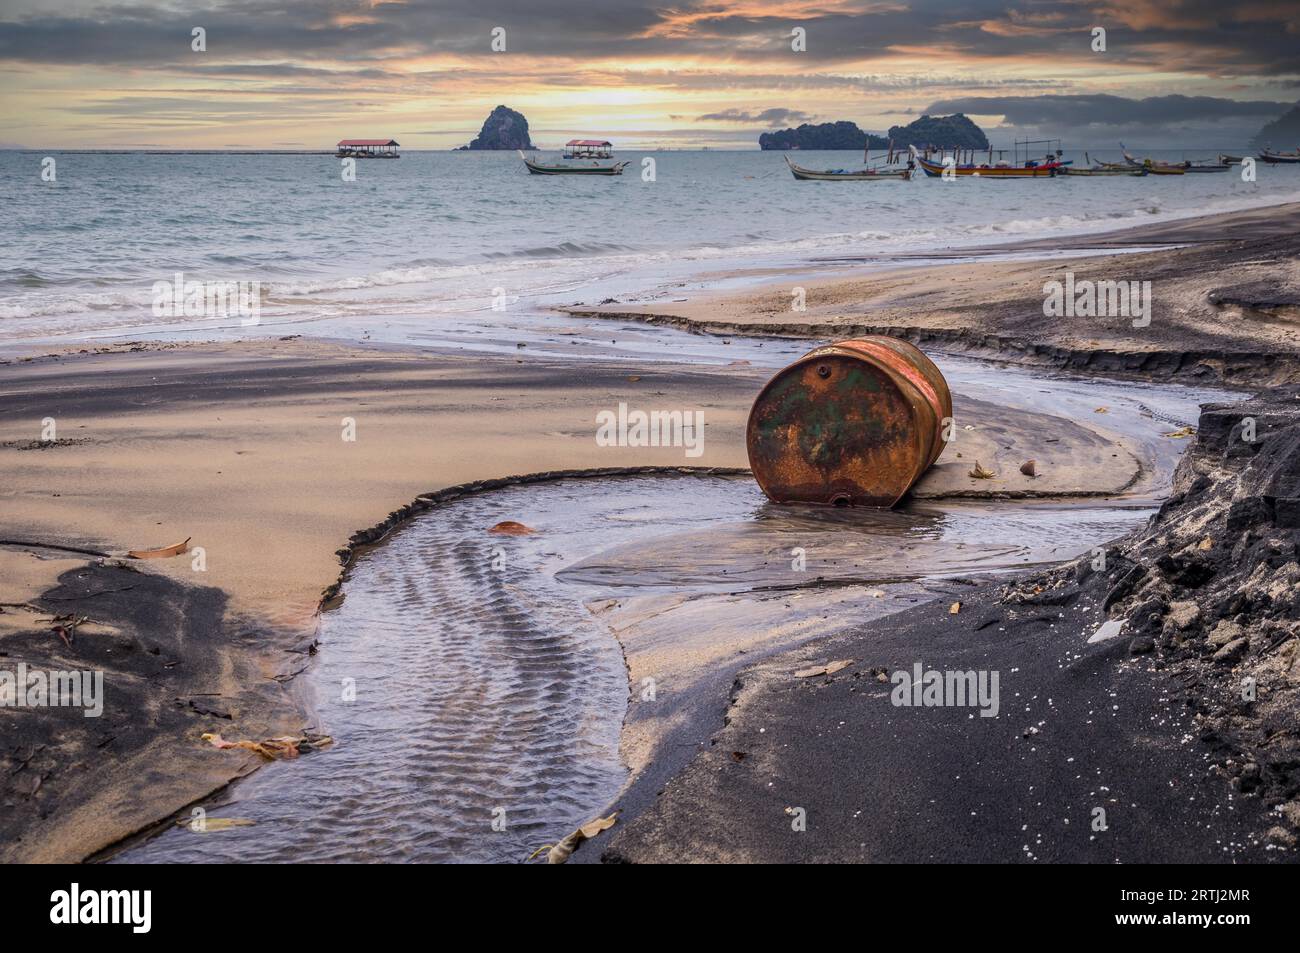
(1, 1, 1297, 150)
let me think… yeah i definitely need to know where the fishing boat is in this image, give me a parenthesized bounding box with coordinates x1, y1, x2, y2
(1119, 145, 1186, 175)
(785, 155, 911, 181)
(909, 143, 1066, 178)
(1183, 160, 1231, 173)
(1064, 155, 1146, 176)
(1218, 153, 1246, 165)
(518, 150, 629, 175)
(1259, 148, 1300, 164)
(1061, 166, 1145, 177)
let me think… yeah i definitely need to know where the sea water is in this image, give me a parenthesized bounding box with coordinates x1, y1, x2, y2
(3, 149, 1297, 347)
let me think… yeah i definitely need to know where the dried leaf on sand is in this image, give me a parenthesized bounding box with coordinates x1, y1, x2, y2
(488, 521, 535, 536)
(1163, 426, 1196, 439)
(968, 462, 995, 479)
(200, 731, 333, 761)
(949, 601, 962, 614)
(127, 537, 192, 559)
(529, 812, 619, 864)
(794, 659, 854, 678)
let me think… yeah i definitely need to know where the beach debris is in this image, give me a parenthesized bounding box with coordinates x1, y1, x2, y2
(794, 659, 853, 678)
(1019, 459, 1037, 477)
(200, 731, 333, 761)
(488, 521, 535, 536)
(1094, 407, 1108, 414)
(968, 462, 995, 479)
(866, 589, 886, 598)
(528, 812, 619, 864)
(627, 375, 641, 382)
(43, 613, 90, 647)
(176, 817, 256, 833)
(1087, 619, 1126, 644)
(949, 601, 962, 614)
(1163, 426, 1196, 439)
(1197, 537, 1214, 550)
(747, 338, 951, 507)
(127, 537, 191, 559)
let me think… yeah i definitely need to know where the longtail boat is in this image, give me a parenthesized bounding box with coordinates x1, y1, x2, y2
(1218, 153, 1246, 165)
(1183, 160, 1231, 173)
(784, 155, 911, 181)
(1061, 166, 1145, 176)
(1119, 145, 1187, 175)
(518, 150, 630, 175)
(1064, 156, 1146, 176)
(909, 144, 1066, 178)
(1259, 148, 1300, 164)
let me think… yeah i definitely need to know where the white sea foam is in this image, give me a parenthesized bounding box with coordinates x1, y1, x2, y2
(3, 149, 1297, 342)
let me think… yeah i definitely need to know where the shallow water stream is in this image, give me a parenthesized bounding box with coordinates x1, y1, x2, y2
(117, 330, 1236, 864)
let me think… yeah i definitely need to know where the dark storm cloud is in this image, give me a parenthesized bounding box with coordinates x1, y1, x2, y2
(924, 94, 1295, 127)
(1, 0, 1298, 78)
(696, 107, 813, 125)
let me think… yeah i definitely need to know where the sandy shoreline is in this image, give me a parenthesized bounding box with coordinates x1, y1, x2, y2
(564, 201, 1300, 388)
(2, 200, 1297, 862)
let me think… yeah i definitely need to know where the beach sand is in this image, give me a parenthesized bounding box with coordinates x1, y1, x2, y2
(565, 202, 1300, 387)
(2, 201, 1297, 862)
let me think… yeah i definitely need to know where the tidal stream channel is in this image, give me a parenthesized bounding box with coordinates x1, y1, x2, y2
(118, 330, 1236, 863)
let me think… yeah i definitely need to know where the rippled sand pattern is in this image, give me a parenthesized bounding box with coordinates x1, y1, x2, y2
(122, 473, 1161, 863)
(122, 479, 758, 863)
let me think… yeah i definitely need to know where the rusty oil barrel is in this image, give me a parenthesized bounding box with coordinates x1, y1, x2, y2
(746, 337, 952, 507)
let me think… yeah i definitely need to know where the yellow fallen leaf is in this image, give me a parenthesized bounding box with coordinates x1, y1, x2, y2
(1094, 407, 1108, 414)
(578, 814, 619, 839)
(127, 536, 191, 559)
(968, 462, 995, 479)
(201, 731, 332, 761)
(949, 601, 962, 614)
(529, 812, 620, 864)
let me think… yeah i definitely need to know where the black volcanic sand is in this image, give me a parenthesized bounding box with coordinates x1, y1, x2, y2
(596, 389, 1300, 863)
(0, 558, 300, 864)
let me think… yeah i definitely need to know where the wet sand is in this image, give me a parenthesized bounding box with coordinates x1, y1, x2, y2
(2, 201, 1295, 862)
(602, 389, 1300, 863)
(0, 339, 1149, 861)
(564, 202, 1300, 388)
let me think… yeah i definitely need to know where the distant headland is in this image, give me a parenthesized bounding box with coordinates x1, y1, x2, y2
(759, 114, 989, 151)
(1250, 103, 1300, 150)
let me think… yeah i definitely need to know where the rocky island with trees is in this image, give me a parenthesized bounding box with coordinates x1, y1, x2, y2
(759, 113, 988, 151)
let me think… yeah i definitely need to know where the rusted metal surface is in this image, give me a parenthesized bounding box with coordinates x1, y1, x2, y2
(746, 337, 952, 507)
